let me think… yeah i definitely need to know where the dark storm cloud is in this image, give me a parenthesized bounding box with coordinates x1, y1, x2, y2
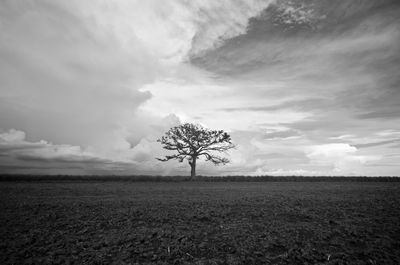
(191, 0, 400, 76)
(192, 0, 400, 123)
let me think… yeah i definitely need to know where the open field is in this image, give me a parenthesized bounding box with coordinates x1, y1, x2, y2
(1, 181, 400, 264)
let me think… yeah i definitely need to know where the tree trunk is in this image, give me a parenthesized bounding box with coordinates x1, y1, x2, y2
(190, 157, 196, 180)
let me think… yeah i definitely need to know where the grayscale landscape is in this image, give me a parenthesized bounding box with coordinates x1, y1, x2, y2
(1, 0, 399, 264)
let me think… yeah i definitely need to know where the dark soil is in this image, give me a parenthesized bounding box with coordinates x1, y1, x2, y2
(1, 181, 399, 264)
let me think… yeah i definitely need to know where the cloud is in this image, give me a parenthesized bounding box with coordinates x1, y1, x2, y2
(0, 114, 185, 174)
(0, 0, 275, 154)
(0, 1, 399, 176)
(54, 0, 275, 64)
(0, 129, 111, 171)
(0, 0, 159, 149)
(254, 168, 324, 176)
(264, 129, 301, 140)
(0, 126, 183, 175)
(357, 110, 400, 120)
(354, 139, 400, 149)
(271, 0, 324, 27)
(0, 129, 25, 143)
(306, 143, 381, 173)
(221, 98, 328, 113)
(186, 0, 400, 177)
(192, 0, 400, 123)
(184, 0, 274, 56)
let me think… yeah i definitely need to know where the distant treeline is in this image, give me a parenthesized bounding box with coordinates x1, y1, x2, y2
(0, 174, 399, 182)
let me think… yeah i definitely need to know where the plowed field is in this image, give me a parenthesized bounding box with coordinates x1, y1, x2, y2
(1, 181, 399, 264)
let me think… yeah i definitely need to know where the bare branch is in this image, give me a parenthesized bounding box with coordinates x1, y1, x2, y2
(199, 152, 230, 165)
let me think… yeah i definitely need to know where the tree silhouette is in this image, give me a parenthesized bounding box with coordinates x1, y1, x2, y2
(157, 123, 235, 179)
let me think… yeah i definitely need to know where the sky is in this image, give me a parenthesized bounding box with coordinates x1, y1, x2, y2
(0, 0, 399, 176)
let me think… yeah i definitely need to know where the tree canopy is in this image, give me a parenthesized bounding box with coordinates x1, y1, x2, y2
(157, 123, 234, 179)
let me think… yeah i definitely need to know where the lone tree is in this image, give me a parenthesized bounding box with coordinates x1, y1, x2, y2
(157, 123, 234, 179)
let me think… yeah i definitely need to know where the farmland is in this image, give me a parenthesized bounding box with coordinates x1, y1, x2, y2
(1, 181, 400, 264)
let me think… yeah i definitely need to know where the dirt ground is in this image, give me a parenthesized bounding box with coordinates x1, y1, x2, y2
(1, 181, 399, 264)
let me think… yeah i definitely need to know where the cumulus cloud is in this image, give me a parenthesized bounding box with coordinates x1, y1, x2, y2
(0, 129, 112, 173)
(0, 129, 25, 143)
(0, 0, 157, 149)
(0, 126, 187, 175)
(306, 143, 381, 173)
